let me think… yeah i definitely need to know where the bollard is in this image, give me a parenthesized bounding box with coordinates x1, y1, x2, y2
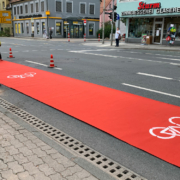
(68, 33, 70, 42)
(98, 34, 100, 42)
(84, 33, 86, 42)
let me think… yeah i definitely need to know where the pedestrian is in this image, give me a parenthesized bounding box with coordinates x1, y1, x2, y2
(115, 27, 121, 47)
(50, 28, 53, 39)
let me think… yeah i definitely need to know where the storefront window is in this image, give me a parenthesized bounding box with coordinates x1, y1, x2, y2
(36, 22, 40, 34)
(163, 17, 180, 40)
(89, 24, 94, 35)
(42, 22, 45, 33)
(128, 18, 153, 38)
(56, 22, 61, 35)
(26, 23, 29, 34)
(18, 23, 21, 34)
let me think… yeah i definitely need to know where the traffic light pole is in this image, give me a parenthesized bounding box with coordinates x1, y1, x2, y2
(110, 0, 114, 46)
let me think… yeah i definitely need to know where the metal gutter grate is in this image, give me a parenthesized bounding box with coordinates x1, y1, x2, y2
(0, 97, 147, 180)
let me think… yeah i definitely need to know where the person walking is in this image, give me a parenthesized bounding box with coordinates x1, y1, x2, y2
(50, 28, 53, 39)
(115, 27, 121, 47)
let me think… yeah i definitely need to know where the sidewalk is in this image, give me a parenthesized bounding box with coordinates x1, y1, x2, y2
(0, 111, 98, 180)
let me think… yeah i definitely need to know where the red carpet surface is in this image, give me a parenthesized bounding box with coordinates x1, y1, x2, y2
(0, 61, 180, 167)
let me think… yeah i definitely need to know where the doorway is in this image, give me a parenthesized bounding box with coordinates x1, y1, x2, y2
(74, 25, 79, 38)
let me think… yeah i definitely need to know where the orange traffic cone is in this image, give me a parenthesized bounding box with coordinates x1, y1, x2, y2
(48, 54, 55, 68)
(7, 48, 15, 58)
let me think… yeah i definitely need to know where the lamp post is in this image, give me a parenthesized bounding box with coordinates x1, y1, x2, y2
(46, 0, 49, 36)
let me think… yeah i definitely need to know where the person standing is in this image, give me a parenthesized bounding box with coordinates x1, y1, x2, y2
(115, 27, 121, 47)
(50, 28, 53, 39)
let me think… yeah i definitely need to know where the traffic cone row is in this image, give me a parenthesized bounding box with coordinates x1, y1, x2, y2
(98, 34, 100, 42)
(8, 48, 15, 58)
(49, 54, 55, 68)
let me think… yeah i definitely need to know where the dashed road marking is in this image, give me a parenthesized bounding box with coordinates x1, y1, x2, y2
(122, 83, 180, 99)
(137, 72, 173, 80)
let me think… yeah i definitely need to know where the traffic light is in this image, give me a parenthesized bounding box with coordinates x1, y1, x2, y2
(108, 12, 112, 20)
(114, 5, 117, 10)
(114, 12, 117, 22)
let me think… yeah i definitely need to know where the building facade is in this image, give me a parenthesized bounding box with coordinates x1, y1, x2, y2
(10, 0, 100, 38)
(117, 0, 180, 45)
(0, 0, 13, 35)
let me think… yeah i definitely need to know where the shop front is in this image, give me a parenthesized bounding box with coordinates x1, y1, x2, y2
(117, 0, 180, 45)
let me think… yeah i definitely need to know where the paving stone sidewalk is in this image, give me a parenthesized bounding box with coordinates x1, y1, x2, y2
(0, 111, 99, 180)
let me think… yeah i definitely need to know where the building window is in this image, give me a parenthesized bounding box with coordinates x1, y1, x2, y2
(2, 1, 5, 9)
(14, 7, 16, 15)
(56, 22, 61, 35)
(80, 4, 85, 14)
(36, 3, 38, 12)
(18, 23, 21, 34)
(89, 4, 94, 15)
(17, 6, 19, 15)
(56, 1, 62, 12)
(42, 22, 45, 33)
(66, 2, 72, 13)
(31, 4, 33, 13)
(20, 6, 23, 14)
(41, 1, 44, 12)
(128, 18, 153, 38)
(89, 23, 94, 35)
(21, 23, 24, 33)
(26, 23, 29, 34)
(25, 5, 28, 13)
(15, 24, 17, 34)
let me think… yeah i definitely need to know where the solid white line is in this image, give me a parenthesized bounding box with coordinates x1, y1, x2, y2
(137, 72, 173, 80)
(170, 63, 180, 66)
(55, 67, 62, 70)
(26, 60, 47, 66)
(122, 83, 180, 99)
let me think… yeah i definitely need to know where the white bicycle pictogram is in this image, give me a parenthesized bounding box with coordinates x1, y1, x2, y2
(7, 72, 36, 79)
(149, 117, 180, 139)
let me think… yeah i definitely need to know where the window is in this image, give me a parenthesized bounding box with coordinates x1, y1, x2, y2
(56, 1, 62, 12)
(15, 24, 17, 34)
(42, 22, 45, 33)
(89, 23, 94, 35)
(80, 4, 85, 14)
(20, 6, 23, 14)
(67, 2, 72, 13)
(36, 22, 40, 34)
(56, 22, 61, 35)
(26, 23, 29, 34)
(36, 3, 38, 12)
(128, 18, 153, 38)
(17, 6, 19, 15)
(31, 4, 33, 13)
(14, 7, 16, 15)
(21, 23, 24, 33)
(89, 4, 94, 15)
(41, 1, 44, 12)
(25, 4, 28, 13)
(2, 1, 5, 9)
(18, 23, 21, 34)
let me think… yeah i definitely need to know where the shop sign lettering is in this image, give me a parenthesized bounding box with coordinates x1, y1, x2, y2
(138, 2, 161, 10)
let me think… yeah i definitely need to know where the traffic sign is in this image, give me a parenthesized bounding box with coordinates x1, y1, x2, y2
(116, 14, 120, 20)
(0, 11, 11, 24)
(84, 19, 86, 26)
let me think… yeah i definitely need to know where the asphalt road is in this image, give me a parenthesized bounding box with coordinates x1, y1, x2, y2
(0, 37, 180, 180)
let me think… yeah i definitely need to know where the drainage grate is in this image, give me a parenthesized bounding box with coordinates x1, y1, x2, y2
(0, 97, 147, 180)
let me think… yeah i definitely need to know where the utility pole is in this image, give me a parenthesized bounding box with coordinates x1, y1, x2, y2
(110, 0, 114, 46)
(102, 0, 105, 44)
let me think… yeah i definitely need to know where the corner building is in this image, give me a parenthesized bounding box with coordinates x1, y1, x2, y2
(10, 0, 100, 38)
(117, 0, 180, 45)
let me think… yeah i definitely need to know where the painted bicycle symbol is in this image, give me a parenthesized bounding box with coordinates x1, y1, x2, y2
(7, 72, 36, 79)
(149, 117, 180, 139)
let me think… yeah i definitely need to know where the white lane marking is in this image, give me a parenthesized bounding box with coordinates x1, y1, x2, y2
(157, 57, 180, 61)
(26, 60, 62, 70)
(137, 72, 173, 80)
(2, 52, 8, 53)
(32, 50, 38, 51)
(50, 49, 55, 51)
(23, 50, 29, 52)
(13, 51, 19, 52)
(145, 53, 152, 55)
(170, 63, 180, 66)
(26, 60, 47, 66)
(122, 83, 180, 99)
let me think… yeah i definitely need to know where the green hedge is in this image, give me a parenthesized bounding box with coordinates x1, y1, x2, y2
(0, 28, 11, 37)
(96, 21, 115, 39)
